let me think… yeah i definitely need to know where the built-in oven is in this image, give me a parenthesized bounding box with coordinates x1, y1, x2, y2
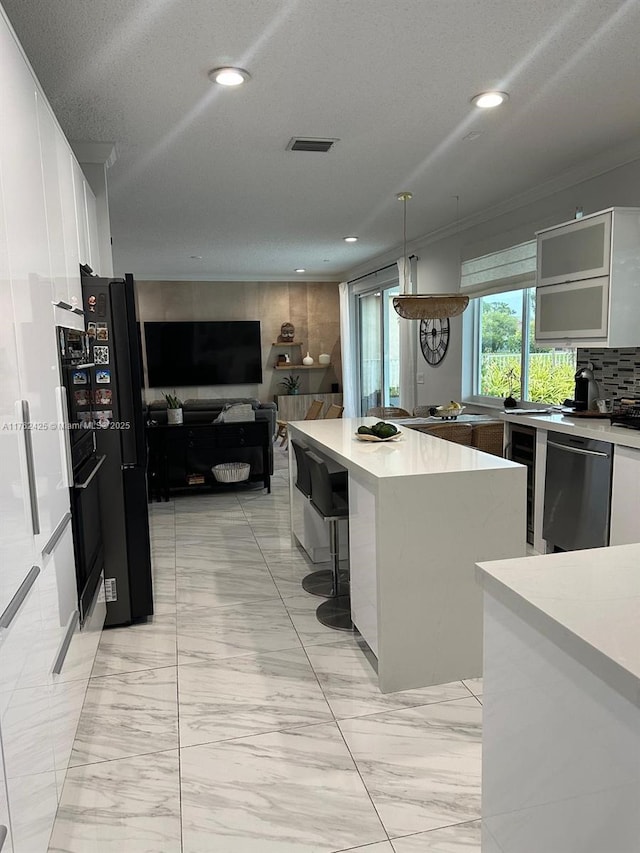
(56, 326, 106, 624)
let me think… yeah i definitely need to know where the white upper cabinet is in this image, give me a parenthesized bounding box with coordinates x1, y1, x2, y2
(535, 276, 609, 343)
(35, 66, 85, 309)
(537, 211, 612, 286)
(535, 208, 640, 347)
(85, 180, 100, 273)
(56, 133, 83, 310)
(0, 16, 51, 292)
(72, 158, 90, 265)
(0, 139, 37, 619)
(35, 90, 68, 307)
(0, 12, 69, 554)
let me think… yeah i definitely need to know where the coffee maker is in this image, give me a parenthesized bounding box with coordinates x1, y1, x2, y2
(574, 365, 600, 411)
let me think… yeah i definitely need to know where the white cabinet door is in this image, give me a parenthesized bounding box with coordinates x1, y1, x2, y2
(56, 138, 82, 310)
(39, 515, 77, 682)
(41, 520, 85, 794)
(72, 159, 90, 265)
(35, 90, 68, 308)
(0, 736, 13, 852)
(535, 276, 609, 344)
(51, 566, 106, 796)
(537, 211, 611, 286)
(610, 446, 640, 546)
(85, 180, 101, 274)
(0, 563, 59, 853)
(59, 148, 82, 310)
(0, 16, 69, 555)
(0, 143, 37, 618)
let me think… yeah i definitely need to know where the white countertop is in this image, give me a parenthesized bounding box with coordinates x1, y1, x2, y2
(500, 411, 640, 449)
(477, 544, 640, 706)
(288, 417, 520, 480)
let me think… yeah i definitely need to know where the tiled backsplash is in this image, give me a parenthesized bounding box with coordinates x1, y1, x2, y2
(576, 348, 640, 400)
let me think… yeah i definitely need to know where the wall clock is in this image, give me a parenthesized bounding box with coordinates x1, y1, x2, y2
(419, 318, 450, 366)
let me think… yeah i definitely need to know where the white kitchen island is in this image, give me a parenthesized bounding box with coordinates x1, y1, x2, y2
(288, 417, 526, 693)
(477, 545, 640, 852)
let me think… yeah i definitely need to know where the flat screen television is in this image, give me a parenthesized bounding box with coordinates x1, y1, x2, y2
(144, 321, 262, 387)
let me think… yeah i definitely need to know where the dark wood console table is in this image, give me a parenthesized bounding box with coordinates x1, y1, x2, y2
(147, 421, 271, 501)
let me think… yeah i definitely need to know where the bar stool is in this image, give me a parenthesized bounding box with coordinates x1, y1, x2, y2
(305, 450, 352, 631)
(291, 440, 348, 597)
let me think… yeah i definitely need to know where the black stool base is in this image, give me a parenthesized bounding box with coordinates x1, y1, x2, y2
(302, 569, 349, 597)
(316, 595, 353, 631)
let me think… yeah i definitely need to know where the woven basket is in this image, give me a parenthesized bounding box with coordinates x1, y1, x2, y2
(212, 462, 250, 483)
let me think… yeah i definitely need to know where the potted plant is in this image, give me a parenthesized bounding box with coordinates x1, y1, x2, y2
(503, 368, 518, 409)
(164, 391, 183, 424)
(279, 374, 301, 395)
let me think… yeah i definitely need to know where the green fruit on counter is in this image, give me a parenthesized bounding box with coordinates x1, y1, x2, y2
(371, 421, 398, 438)
(358, 425, 373, 435)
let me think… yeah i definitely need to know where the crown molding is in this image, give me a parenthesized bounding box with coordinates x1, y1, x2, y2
(71, 141, 118, 168)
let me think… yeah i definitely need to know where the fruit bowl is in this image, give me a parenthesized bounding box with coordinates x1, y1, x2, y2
(434, 405, 465, 420)
(355, 430, 403, 442)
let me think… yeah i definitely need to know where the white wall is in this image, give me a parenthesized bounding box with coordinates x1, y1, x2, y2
(413, 157, 640, 406)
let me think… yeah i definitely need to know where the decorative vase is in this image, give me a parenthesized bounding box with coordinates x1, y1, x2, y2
(318, 352, 330, 365)
(167, 407, 183, 425)
(302, 352, 314, 366)
(503, 396, 517, 409)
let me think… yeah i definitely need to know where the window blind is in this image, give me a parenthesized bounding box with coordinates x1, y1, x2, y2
(460, 240, 536, 297)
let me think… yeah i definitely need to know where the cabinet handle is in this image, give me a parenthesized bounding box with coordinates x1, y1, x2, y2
(547, 440, 609, 458)
(56, 386, 74, 488)
(74, 455, 106, 489)
(53, 610, 79, 675)
(20, 400, 41, 535)
(43, 512, 72, 556)
(0, 566, 40, 630)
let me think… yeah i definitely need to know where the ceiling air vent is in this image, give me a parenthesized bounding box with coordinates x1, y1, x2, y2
(287, 137, 338, 152)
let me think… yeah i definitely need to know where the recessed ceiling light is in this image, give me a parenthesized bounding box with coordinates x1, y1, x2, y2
(471, 91, 509, 109)
(295, 268, 306, 273)
(208, 67, 251, 87)
(343, 236, 358, 242)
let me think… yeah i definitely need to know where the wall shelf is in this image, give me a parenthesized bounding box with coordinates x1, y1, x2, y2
(274, 364, 330, 370)
(272, 341, 304, 347)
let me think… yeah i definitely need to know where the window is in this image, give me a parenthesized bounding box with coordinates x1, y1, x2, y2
(356, 283, 400, 414)
(472, 287, 575, 403)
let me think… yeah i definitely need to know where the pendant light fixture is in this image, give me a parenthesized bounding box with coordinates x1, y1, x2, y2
(392, 192, 469, 320)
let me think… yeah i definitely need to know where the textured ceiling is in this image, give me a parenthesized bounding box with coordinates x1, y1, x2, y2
(4, 0, 640, 279)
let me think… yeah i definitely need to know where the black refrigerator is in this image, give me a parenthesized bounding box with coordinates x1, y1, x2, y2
(81, 271, 153, 626)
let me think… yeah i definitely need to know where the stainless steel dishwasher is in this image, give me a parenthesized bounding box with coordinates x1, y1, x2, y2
(543, 431, 613, 551)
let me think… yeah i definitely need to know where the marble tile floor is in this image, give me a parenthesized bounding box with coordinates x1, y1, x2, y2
(49, 448, 483, 852)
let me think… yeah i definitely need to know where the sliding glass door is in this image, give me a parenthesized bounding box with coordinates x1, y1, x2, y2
(357, 284, 400, 414)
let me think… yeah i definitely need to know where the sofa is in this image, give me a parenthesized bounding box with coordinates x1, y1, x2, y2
(146, 398, 277, 479)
